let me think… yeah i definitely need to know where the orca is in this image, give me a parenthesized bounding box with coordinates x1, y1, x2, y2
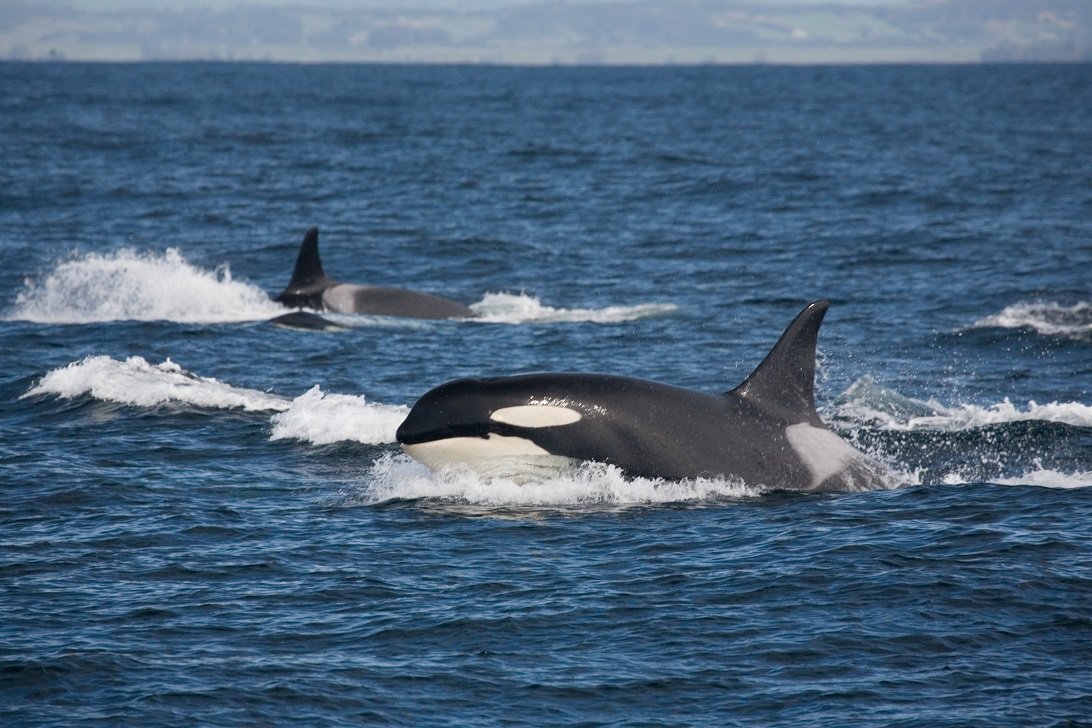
(274, 228, 475, 319)
(396, 300, 894, 491)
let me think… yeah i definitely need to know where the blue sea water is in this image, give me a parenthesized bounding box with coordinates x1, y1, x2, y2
(1, 62, 1091, 726)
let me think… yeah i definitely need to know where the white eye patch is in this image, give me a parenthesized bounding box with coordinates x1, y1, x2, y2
(489, 405, 583, 428)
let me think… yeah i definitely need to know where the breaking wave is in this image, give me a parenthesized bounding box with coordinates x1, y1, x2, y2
(989, 466, 1092, 489)
(833, 377, 1092, 489)
(468, 292, 677, 324)
(23, 355, 288, 411)
(8, 248, 284, 324)
(970, 300, 1092, 340)
(833, 376, 1092, 431)
(269, 386, 408, 446)
(357, 452, 763, 507)
(24, 356, 406, 445)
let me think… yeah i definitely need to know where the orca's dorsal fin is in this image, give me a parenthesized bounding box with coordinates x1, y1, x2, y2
(285, 227, 326, 289)
(730, 300, 829, 423)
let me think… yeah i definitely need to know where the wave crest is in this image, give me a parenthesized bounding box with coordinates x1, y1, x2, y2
(8, 248, 284, 324)
(988, 465, 1092, 489)
(24, 356, 405, 445)
(357, 453, 763, 507)
(23, 355, 288, 411)
(468, 292, 676, 324)
(269, 386, 408, 446)
(834, 377, 1092, 431)
(971, 300, 1092, 340)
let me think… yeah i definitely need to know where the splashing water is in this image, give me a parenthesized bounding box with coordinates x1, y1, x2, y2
(832, 377, 1092, 489)
(833, 376, 1092, 431)
(357, 452, 763, 507)
(8, 248, 284, 324)
(24, 356, 406, 445)
(269, 386, 408, 446)
(990, 465, 1092, 489)
(23, 355, 288, 411)
(971, 300, 1092, 340)
(468, 291, 677, 324)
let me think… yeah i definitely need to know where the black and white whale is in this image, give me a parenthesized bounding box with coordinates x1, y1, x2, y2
(273, 227, 475, 319)
(396, 300, 894, 491)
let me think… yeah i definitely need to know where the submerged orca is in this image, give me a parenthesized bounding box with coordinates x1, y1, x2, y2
(274, 228, 474, 319)
(396, 300, 894, 491)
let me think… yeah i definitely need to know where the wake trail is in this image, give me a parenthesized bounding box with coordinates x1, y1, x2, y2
(9, 248, 283, 324)
(24, 355, 407, 445)
(832, 376, 1092, 431)
(968, 300, 1092, 340)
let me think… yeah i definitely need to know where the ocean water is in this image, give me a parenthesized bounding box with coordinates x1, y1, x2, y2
(1, 62, 1090, 726)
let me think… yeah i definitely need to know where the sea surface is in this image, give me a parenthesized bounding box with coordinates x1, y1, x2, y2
(1, 62, 1090, 726)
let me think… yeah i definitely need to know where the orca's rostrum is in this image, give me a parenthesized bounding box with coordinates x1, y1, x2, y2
(396, 300, 895, 491)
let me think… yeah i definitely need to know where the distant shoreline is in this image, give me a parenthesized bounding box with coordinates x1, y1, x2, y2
(3, 0, 1088, 66)
(3, 58, 1090, 67)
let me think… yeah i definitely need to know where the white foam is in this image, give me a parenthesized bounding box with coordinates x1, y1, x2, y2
(991, 466, 1092, 489)
(971, 300, 1092, 339)
(936, 464, 1092, 490)
(24, 355, 289, 411)
(834, 377, 1092, 431)
(833, 379, 1092, 490)
(890, 398, 1091, 431)
(269, 385, 408, 446)
(25, 356, 407, 445)
(357, 452, 762, 507)
(468, 291, 676, 324)
(8, 248, 284, 324)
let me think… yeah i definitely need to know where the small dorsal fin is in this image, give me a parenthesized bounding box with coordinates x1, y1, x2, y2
(730, 300, 829, 423)
(285, 227, 326, 290)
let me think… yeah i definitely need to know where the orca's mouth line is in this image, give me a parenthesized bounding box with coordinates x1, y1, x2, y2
(396, 421, 527, 446)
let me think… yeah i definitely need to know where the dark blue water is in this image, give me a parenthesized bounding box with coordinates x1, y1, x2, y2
(2, 62, 1091, 726)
